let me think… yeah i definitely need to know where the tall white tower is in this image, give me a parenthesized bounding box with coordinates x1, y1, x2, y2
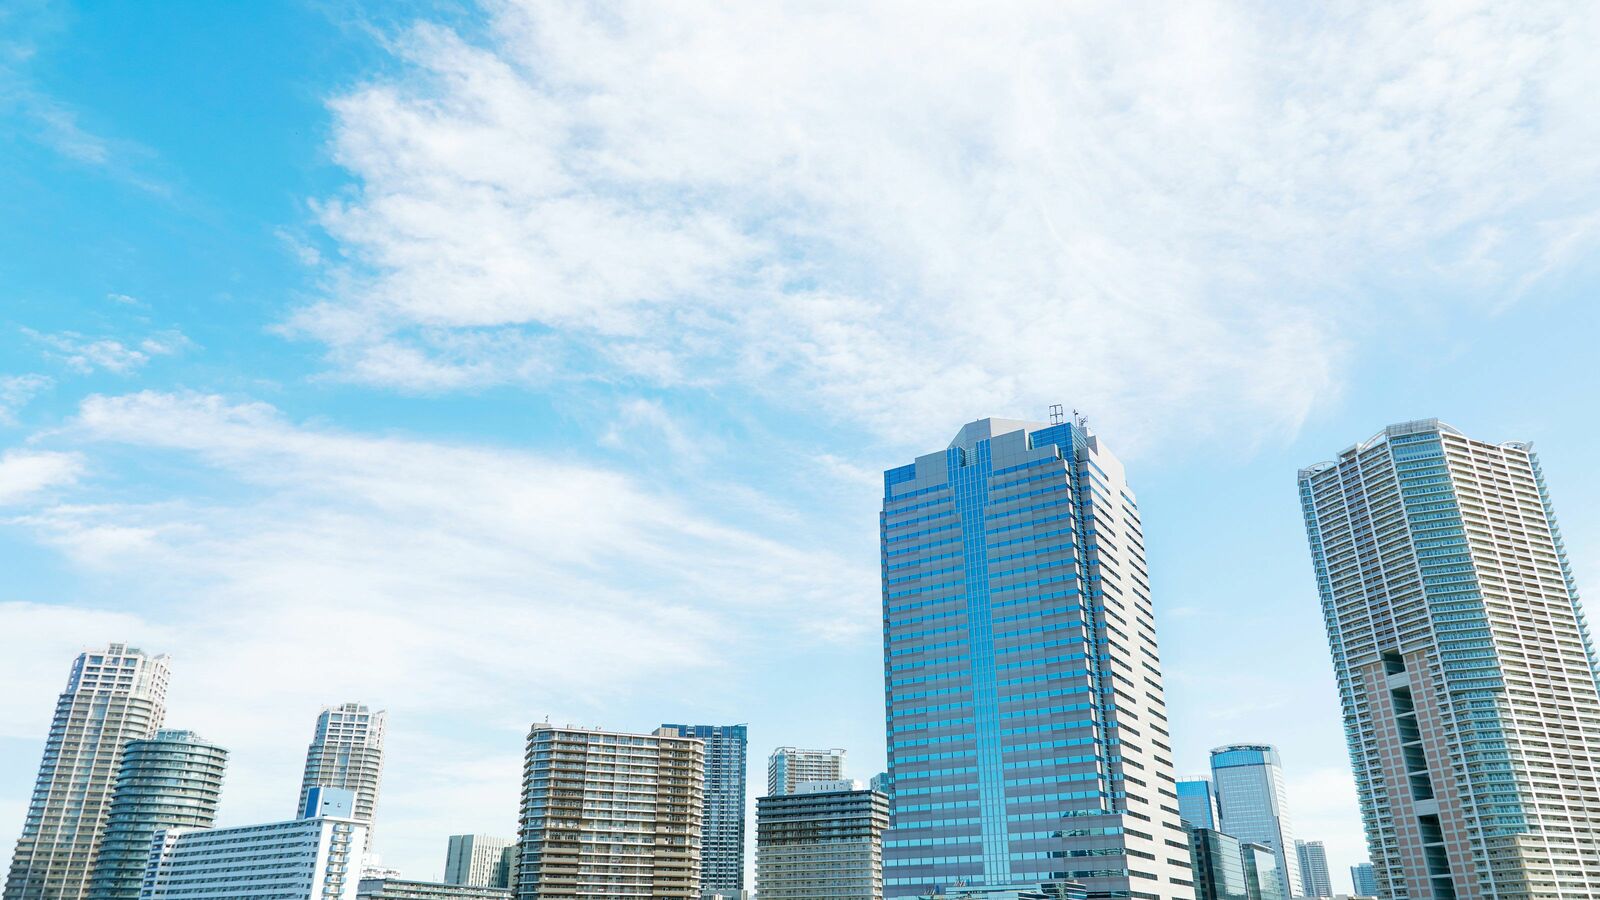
(4, 643, 170, 900)
(298, 702, 387, 846)
(1299, 419, 1600, 899)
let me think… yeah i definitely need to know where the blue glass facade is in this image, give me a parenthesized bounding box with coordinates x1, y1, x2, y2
(660, 723, 747, 895)
(1174, 780, 1216, 832)
(1208, 746, 1297, 900)
(880, 418, 1190, 900)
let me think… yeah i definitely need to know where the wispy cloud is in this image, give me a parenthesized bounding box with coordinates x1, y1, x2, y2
(285, 0, 1600, 453)
(24, 329, 193, 375)
(0, 449, 81, 504)
(0, 374, 50, 424)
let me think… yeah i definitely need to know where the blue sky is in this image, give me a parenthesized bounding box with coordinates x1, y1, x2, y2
(3, 0, 1599, 891)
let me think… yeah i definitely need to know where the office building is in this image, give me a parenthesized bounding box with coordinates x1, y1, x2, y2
(1299, 419, 1600, 897)
(1211, 745, 1299, 899)
(4, 643, 170, 900)
(1240, 844, 1285, 900)
(299, 703, 388, 843)
(86, 730, 227, 900)
(756, 784, 888, 900)
(357, 879, 512, 900)
(140, 813, 367, 900)
(1188, 829, 1248, 900)
(766, 747, 846, 796)
(879, 416, 1191, 898)
(1294, 841, 1331, 898)
(516, 725, 703, 898)
(659, 725, 747, 896)
(1348, 863, 1377, 897)
(444, 835, 514, 889)
(1177, 778, 1220, 831)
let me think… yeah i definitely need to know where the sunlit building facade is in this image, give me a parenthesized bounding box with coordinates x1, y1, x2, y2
(4, 643, 170, 900)
(880, 417, 1191, 898)
(1299, 420, 1600, 898)
(1209, 746, 1298, 899)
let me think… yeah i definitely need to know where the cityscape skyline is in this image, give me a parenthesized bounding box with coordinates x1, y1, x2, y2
(7, 413, 1595, 896)
(3, 2, 1600, 897)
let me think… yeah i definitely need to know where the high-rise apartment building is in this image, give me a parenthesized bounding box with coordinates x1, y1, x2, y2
(1299, 419, 1600, 898)
(659, 724, 747, 896)
(516, 725, 703, 899)
(1177, 779, 1220, 832)
(140, 814, 366, 900)
(1349, 863, 1377, 896)
(1294, 841, 1331, 898)
(766, 747, 845, 797)
(879, 417, 1191, 898)
(86, 730, 227, 900)
(1210, 745, 1299, 899)
(299, 703, 387, 843)
(4, 643, 170, 900)
(444, 835, 514, 889)
(756, 784, 888, 900)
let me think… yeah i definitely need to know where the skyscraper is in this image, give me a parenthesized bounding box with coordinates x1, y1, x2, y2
(1177, 778, 1220, 831)
(1298, 419, 1600, 898)
(444, 835, 514, 889)
(299, 703, 387, 843)
(879, 416, 1191, 898)
(86, 730, 227, 900)
(516, 725, 703, 898)
(4, 643, 170, 900)
(1209, 745, 1299, 899)
(1293, 841, 1331, 898)
(766, 747, 845, 796)
(659, 724, 747, 897)
(1348, 863, 1377, 897)
(756, 783, 888, 900)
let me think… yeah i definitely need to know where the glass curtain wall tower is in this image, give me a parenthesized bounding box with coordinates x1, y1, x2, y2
(4, 644, 170, 900)
(1299, 420, 1600, 898)
(879, 417, 1192, 899)
(658, 724, 748, 897)
(1208, 746, 1298, 899)
(86, 730, 227, 900)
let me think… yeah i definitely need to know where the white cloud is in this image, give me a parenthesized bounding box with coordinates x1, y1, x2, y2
(284, 0, 1600, 452)
(0, 374, 50, 423)
(0, 391, 874, 865)
(0, 450, 81, 504)
(25, 329, 192, 375)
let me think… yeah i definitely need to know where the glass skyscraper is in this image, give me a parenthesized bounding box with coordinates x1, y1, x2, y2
(659, 724, 748, 897)
(86, 730, 228, 900)
(1208, 745, 1299, 900)
(4, 643, 170, 900)
(1299, 419, 1600, 898)
(1175, 780, 1218, 832)
(1349, 863, 1377, 896)
(879, 417, 1190, 899)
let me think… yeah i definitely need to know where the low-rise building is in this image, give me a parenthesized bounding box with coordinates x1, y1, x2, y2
(139, 814, 366, 900)
(358, 877, 514, 899)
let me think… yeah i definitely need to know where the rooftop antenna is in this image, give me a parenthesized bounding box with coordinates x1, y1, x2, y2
(1074, 409, 1088, 429)
(1048, 403, 1064, 425)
